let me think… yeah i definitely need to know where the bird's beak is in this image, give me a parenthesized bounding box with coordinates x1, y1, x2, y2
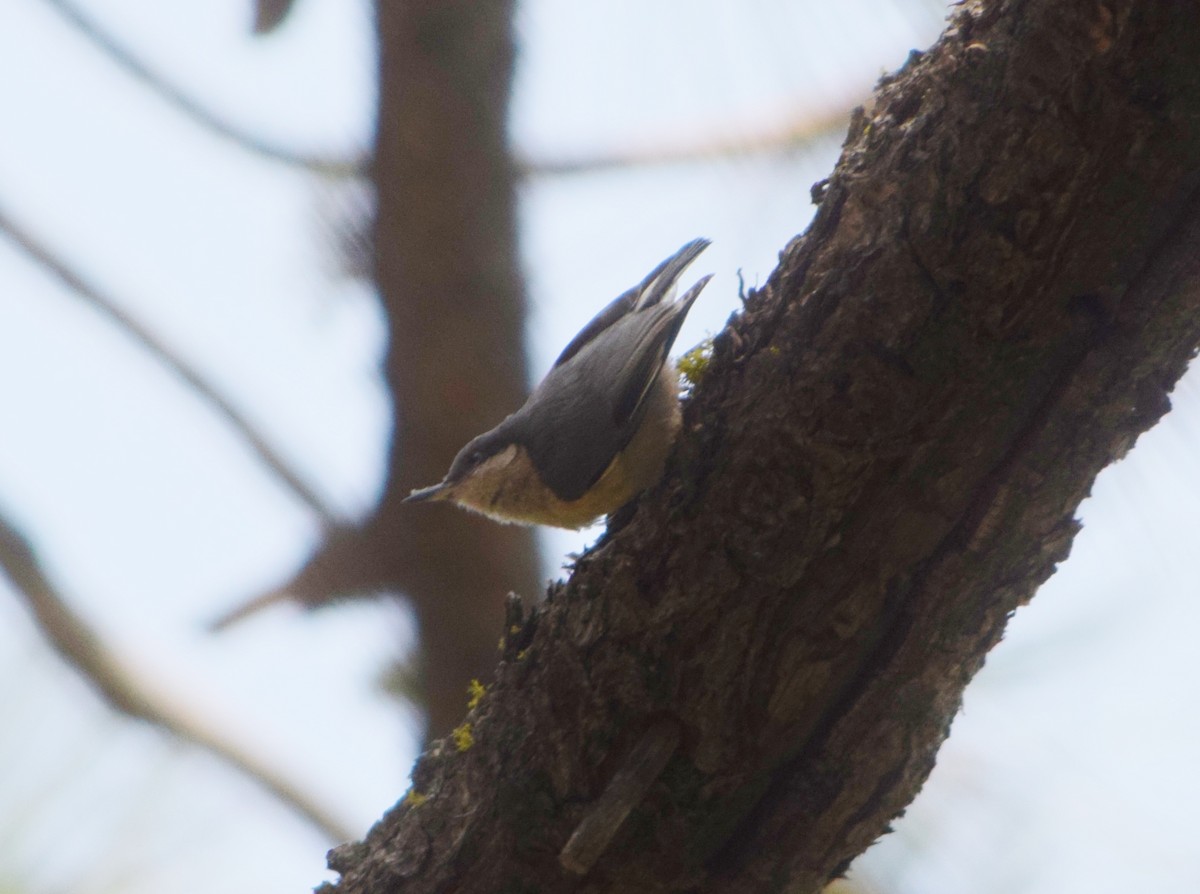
(403, 482, 450, 503)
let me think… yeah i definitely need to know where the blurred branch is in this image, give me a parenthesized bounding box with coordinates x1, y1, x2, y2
(518, 95, 863, 176)
(47, 0, 859, 180)
(253, 0, 297, 35)
(42, 0, 365, 178)
(209, 523, 373, 631)
(0, 202, 338, 527)
(209, 582, 297, 631)
(0, 509, 355, 844)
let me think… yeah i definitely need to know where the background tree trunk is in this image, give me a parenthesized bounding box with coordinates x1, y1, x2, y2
(264, 0, 541, 739)
(370, 0, 542, 740)
(326, 0, 1200, 891)
(222, 0, 540, 740)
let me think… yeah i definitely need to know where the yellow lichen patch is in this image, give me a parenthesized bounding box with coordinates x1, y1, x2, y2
(404, 790, 428, 808)
(452, 722, 475, 752)
(467, 679, 486, 710)
(677, 337, 714, 387)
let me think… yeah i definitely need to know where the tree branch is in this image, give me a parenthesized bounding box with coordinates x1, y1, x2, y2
(41, 0, 364, 177)
(368, 0, 543, 739)
(519, 95, 864, 176)
(324, 0, 1200, 892)
(45, 0, 855, 182)
(0, 202, 338, 527)
(0, 509, 354, 843)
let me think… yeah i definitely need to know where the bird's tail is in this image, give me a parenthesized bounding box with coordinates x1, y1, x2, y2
(633, 237, 711, 310)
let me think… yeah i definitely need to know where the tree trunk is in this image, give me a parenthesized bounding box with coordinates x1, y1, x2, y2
(326, 0, 1200, 891)
(372, 0, 540, 738)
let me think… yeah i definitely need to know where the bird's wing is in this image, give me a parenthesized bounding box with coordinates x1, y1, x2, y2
(552, 289, 636, 369)
(611, 275, 712, 428)
(552, 238, 710, 369)
(517, 286, 705, 503)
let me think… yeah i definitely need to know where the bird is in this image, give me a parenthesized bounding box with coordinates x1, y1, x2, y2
(403, 238, 713, 529)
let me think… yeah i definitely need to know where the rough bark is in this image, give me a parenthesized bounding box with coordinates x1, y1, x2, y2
(326, 1, 1200, 892)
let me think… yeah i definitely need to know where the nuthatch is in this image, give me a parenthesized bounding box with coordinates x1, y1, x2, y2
(404, 238, 713, 529)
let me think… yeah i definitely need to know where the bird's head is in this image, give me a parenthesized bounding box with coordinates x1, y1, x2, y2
(404, 428, 544, 524)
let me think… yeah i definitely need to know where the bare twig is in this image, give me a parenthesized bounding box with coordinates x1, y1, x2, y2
(208, 584, 296, 631)
(520, 95, 863, 177)
(42, 0, 365, 177)
(207, 522, 379, 631)
(0, 202, 338, 527)
(0, 509, 355, 843)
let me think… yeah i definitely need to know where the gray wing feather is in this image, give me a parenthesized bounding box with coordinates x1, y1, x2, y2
(516, 271, 712, 501)
(611, 274, 711, 427)
(552, 238, 710, 369)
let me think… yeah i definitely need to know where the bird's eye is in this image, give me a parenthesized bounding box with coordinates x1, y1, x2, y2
(469, 450, 484, 466)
